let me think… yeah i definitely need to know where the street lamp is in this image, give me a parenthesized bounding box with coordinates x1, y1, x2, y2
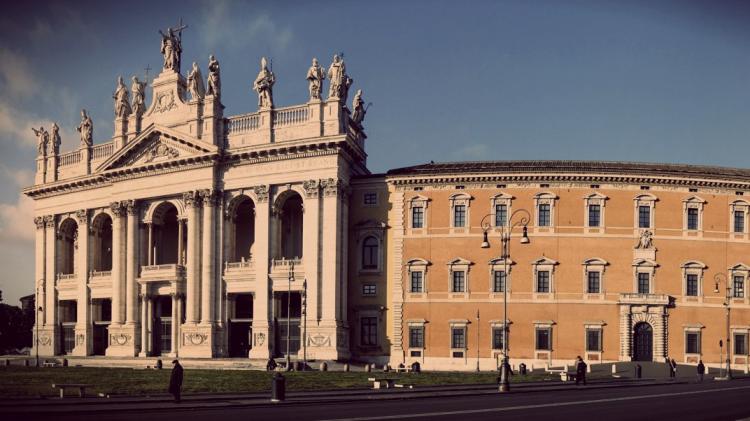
(35, 303, 43, 368)
(286, 260, 295, 370)
(713, 273, 732, 380)
(480, 208, 531, 393)
(302, 278, 307, 371)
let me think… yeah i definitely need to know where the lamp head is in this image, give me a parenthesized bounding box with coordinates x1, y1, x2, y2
(520, 225, 530, 244)
(480, 231, 490, 248)
(714, 281, 720, 294)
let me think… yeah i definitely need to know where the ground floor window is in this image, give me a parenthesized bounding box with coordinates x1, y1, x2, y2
(586, 329, 602, 352)
(685, 331, 701, 354)
(535, 327, 551, 351)
(409, 326, 424, 349)
(61, 324, 75, 354)
(735, 333, 748, 355)
(360, 317, 378, 346)
(451, 327, 466, 350)
(492, 327, 505, 350)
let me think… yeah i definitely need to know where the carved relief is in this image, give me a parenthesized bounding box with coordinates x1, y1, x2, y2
(153, 91, 177, 114)
(253, 185, 269, 203)
(110, 201, 126, 217)
(302, 179, 320, 199)
(308, 333, 331, 347)
(76, 334, 85, 345)
(34, 216, 45, 230)
(44, 215, 55, 228)
(199, 189, 221, 207)
(183, 191, 202, 208)
(635, 230, 654, 249)
(185, 333, 207, 346)
(75, 209, 88, 225)
(39, 335, 51, 346)
(110, 333, 131, 346)
(255, 332, 266, 346)
(125, 200, 138, 216)
(144, 142, 180, 163)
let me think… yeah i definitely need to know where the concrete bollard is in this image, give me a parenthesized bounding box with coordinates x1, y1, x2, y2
(365, 363, 372, 373)
(343, 363, 350, 372)
(62, 359, 68, 367)
(383, 364, 390, 372)
(612, 364, 617, 374)
(24, 359, 30, 367)
(320, 362, 328, 372)
(271, 372, 286, 402)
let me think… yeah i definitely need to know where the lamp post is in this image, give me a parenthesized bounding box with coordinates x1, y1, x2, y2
(302, 278, 308, 371)
(35, 303, 43, 368)
(286, 260, 294, 370)
(713, 273, 732, 380)
(476, 309, 480, 372)
(480, 208, 531, 393)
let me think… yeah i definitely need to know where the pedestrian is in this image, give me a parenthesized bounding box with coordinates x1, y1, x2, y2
(168, 359, 184, 403)
(696, 360, 705, 383)
(266, 358, 277, 371)
(670, 358, 678, 379)
(575, 356, 587, 386)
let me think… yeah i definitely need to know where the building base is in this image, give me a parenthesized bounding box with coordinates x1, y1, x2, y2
(105, 324, 139, 357)
(71, 325, 92, 356)
(304, 323, 350, 361)
(34, 325, 58, 356)
(179, 323, 218, 358)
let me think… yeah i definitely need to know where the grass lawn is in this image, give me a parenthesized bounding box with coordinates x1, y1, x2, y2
(0, 366, 564, 398)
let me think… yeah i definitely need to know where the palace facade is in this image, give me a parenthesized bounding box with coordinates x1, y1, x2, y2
(24, 38, 750, 370)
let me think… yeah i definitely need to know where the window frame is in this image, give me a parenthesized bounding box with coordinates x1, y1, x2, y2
(361, 236, 380, 270)
(632, 258, 658, 294)
(731, 200, 749, 236)
(359, 316, 378, 347)
(585, 328, 602, 352)
(363, 191, 378, 206)
(680, 261, 706, 300)
(682, 196, 706, 234)
(582, 258, 608, 296)
(408, 195, 430, 231)
(449, 193, 472, 230)
(362, 284, 377, 296)
(634, 194, 657, 231)
(406, 258, 430, 295)
(584, 192, 607, 231)
(734, 332, 748, 356)
(532, 257, 558, 295)
(684, 330, 701, 355)
(448, 258, 472, 296)
(448, 320, 469, 359)
(533, 192, 558, 230)
(491, 193, 513, 228)
(535, 327, 552, 351)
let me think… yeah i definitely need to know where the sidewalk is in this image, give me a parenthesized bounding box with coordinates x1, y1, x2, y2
(0, 377, 684, 415)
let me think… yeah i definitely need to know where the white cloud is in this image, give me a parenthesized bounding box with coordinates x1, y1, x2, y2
(0, 166, 35, 245)
(451, 143, 490, 161)
(0, 48, 39, 100)
(198, 1, 294, 53)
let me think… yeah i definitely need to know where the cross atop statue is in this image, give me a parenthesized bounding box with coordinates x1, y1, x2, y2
(159, 19, 188, 73)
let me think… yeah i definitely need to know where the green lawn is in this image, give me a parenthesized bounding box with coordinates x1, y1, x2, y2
(0, 366, 562, 397)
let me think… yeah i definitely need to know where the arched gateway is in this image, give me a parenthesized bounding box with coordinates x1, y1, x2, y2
(633, 322, 653, 361)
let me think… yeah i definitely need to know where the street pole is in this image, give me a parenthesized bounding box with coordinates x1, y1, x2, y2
(302, 278, 307, 371)
(35, 302, 41, 367)
(726, 285, 732, 380)
(286, 260, 293, 369)
(476, 309, 480, 372)
(714, 273, 732, 380)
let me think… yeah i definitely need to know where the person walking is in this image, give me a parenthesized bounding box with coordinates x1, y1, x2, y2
(696, 360, 705, 383)
(575, 356, 587, 386)
(168, 359, 184, 403)
(670, 358, 678, 379)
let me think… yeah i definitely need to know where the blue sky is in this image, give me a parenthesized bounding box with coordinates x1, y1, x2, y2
(1, 0, 749, 304)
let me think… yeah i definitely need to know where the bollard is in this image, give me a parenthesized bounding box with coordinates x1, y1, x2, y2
(62, 359, 68, 367)
(519, 363, 527, 376)
(320, 361, 328, 372)
(343, 363, 350, 372)
(4, 359, 10, 366)
(156, 359, 163, 370)
(293, 361, 301, 371)
(365, 363, 372, 373)
(24, 359, 30, 367)
(271, 372, 286, 402)
(612, 364, 617, 375)
(635, 364, 642, 379)
(383, 364, 390, 372)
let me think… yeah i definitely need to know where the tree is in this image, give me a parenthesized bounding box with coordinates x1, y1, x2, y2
(0, 302, 33, 354)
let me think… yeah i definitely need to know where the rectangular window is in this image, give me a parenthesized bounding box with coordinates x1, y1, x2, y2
(451, 327, 466, 349)
(735, 211, 745, 233)
(360, 317, 378, 346)
(363, 192, 377, 205)
(536, 270, 550, 293)
(586, 329, 602, 352)
(452, 271, 466, 293)
(638, 205, 651, 228)
(587, 271, 601, 294)
(493, 270, 506, 293)
(492, 327, 505, 350)
(535, 328, 551, 351)
(412, 206, 424, 228)
(685, 332, 701, 354)
(734, 276, 745, 298)
(588, 204, 601, 227)
(538, 204, 551, 227)
(453, 205, 466, 227)
(686, 274, 699, 296)
(687, 208, 699, 230)
(362, 284, 377, 296)
(410, 271, 424, 293)
(409, 326, 424, 349)
(495, 204, 507, 227)
(637, 272, 650, 294)
(734, 333, 747, 355)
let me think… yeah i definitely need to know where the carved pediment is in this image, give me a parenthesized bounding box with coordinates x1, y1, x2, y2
(96, 124, 217, 173)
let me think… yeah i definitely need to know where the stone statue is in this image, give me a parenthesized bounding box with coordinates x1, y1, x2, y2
(51, 122, 61, 155)
(187, 62, 205, 101)
(351, 89, 366, 124)
(32, 126, 47, 156)
(206, 55, 221, 98)
(113, 76, 131, 118)
(327, 54, 353, 102)
(77, 109, 93, 147)
(131, 76, 146, 116)
(159, 24, 185, 72)
(253, 57, 275, 108)
(306, 57, 326, 100)
(635, 230, 653, 249)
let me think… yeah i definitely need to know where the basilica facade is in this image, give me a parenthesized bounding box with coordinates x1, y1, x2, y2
(24, 32, 750, 370)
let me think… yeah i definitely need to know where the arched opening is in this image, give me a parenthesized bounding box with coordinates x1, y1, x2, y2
(633, 322, 653, 361)
(58, 218, 78, 275)
(362, 236, 379, 270)
(151, 202, 180, 265)
(232, 197, 256, 261)
(91, 213, 113, 272)
(278, 193, 303, 259)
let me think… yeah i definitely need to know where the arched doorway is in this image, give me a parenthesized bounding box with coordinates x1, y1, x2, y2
(231, 196, 256, 262)
(91, 213, 113, 272)
(151, 202, 180, 265)
(633, 322, 653, 361)
(275, 192, 303, 259)
(57, 218, 78, 275)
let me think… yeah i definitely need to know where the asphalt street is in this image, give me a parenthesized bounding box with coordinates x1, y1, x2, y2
(18, 379, 750, 421)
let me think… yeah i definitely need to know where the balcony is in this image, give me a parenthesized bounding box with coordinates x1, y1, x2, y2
(139, 264, 185, 282)
(223, 259, 256, 284)
(270, 258, 305, 290)
(619, 293, 670, 306)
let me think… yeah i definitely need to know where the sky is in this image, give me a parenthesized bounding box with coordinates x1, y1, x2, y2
(0, 0, 749, 305)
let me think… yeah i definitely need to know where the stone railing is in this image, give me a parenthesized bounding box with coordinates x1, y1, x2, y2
(273, 104, 310, 127)
(90, 270, 112, 278)
(225, 260, 254, 270)
(92, 142, 115, 160)
(227, 113, 260, 134)
(140, 263, 185, 281)
(58, 150, 82, 167)
(56, 273, 76, 281)
(143, 263, 180, 271)
(619, 293, 670, 305)
(271, 257, 302, 271)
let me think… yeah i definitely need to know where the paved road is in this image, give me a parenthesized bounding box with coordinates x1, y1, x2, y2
(18, 380, 750, 421)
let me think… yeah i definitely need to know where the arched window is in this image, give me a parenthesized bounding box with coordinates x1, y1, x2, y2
(362, 236, 379, 270)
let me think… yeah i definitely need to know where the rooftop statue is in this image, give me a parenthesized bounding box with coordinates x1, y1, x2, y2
(77, 109, 93, 148)
(253, 57, 275, 108)
(113, 76, 131, 118)
(306, 57, 326, 100)
(32, 126, 48, 156)
(187, 62, 205, 101)
(131, 76, 147, 116)
(206, 55, 221, 98)
(327, 54, 353, 103)
(351, 89, 366, 124)
(51, 122, 61, 155)
(159, 21, 186, 72)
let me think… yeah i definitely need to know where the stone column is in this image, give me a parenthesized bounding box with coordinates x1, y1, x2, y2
(340, 189, 349, 325)
(200, 190, 217, 324)
(619, 306, 632, 361)
(125, 201, 139, 328)
(33, 217, 45, 324)
(177, 220, 184, 266)
(110, 202, 125, 325)
(42, 215, 58, 355)
(249, 185, 271, 359)
(302, 181, 321, 322)
(106, 201, 135, 356)
(73, 209, 90, 356)
(183, 191, 201, 324)
(139, 293, 148, 357)
(147, 296, 154, 355)
(170, 293, 178, 357)
(175, 294, 183, 357)
(147, 223, 153, 265)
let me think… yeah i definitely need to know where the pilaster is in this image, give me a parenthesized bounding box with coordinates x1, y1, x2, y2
(323, 98, 344, 136)
(184, 191, 202, 325)
(126, 112, 141, 143)
(249, 186, 271, 360)
(33, 217, 45, 357)
(202, 94, 224, 146)
(35, 156, 46, 184)
(72, 209, 91, 356)
(42, 215, 58, 355)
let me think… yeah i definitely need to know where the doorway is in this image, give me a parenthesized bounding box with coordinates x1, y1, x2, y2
(633, 322, 653, 361)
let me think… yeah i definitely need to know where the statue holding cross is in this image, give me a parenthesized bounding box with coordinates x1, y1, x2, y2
(159, 20, 187, 73)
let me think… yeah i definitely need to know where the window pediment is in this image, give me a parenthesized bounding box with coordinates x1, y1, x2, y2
(532, 257, 558, 266)
(449, 193, 472, 207)
(409, 195, 430, 208)
(448, 257, 472, 267)
(407, 258, 430, 267)
(681, 260, 707, 269)
(683, 196, 706, 204)
(633, 258, 658, 268)
(582, 258, 608, 267)
(634, 194, 658, 205)
(730, 263, 750, 272)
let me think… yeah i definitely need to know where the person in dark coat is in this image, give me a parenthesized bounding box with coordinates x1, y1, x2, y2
(670, 358, 678, 379)
(168, 359, 184, 403)
(575, 356, 587, 386)
(696, 360, 705, 383)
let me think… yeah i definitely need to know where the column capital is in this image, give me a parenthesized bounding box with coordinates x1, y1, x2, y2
(320, 177, 348, 198)
(110, 201, 126, 217)
(199, 189, 221, 207)
(43, 215, 55, 228)
(252, 185, 269, 203)
(124, 199, 138, 216)
(303, 179, 320, 199)
(34, 216, 46, 230)
(75, 209, 88, 225)
(183, 191, 203, 208)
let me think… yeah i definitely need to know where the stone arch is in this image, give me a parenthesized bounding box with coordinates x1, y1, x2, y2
(227, 194, 256, 262)
(144, 199, 186, 224)
(57, 217, 78, 275)
(273, 189, 304, 259)
(90, 212, 113, 272)
(148, 201, 181, 264)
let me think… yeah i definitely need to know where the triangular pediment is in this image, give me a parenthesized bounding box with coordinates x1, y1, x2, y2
(96, 124, 218, 173)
